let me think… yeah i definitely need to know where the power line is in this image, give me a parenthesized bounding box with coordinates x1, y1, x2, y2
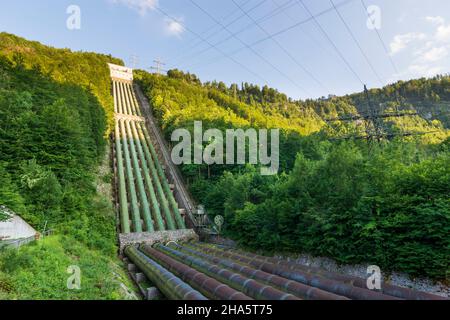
(270, 0, 335, 59)
(246, 0, 355, 50)
(168, 0, 253, 63)
(153, 5, 269, 84)
(185, 0, 355, 72)
(180, 0, 320, 70)
(230, 0, 329, 93)
(187, 0, 310, 95)
(360, 0, 399, 74)
(170, 0, 270, 67)
(297, 0, 364, 86)
(176, 0, 298, 69)
(329, 0, 384, 86)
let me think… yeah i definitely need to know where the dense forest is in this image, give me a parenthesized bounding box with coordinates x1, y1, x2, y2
(0, 33, 132, 299)
(136, 69, 449, 280)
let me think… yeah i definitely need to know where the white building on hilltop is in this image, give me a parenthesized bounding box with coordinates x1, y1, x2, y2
(108, 63, 133, 82)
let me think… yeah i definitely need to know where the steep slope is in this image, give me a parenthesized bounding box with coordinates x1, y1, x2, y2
(111, 79, 186, 234)
(0, 34, 134, 299)
(0, 32, 122, 131)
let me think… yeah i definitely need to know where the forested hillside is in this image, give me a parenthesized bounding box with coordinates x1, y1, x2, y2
(350, 76, 450, 128)
(136, 69, 449, 280)
(0, 34, 133, 299)
(0, 32, 122, 131)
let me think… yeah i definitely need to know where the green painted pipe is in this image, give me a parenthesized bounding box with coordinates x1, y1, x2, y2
(119, 81, 126, 115)
(130, 84, 142, 116)
(124, 82, 133, 115)
(121, 81, 130, 115)
(127, 83, 140, 117)
(125, 120, 154, 232)
(128, 82, 184, 228)
(123, 83, 135, 116)
(119, 81, 128, 114)
(124, 246, 207, 300)
(119, 120, 142, 232)
(115, 81, 123, 114)
(136, 122, 176, 230)
(114, 119, 130, 233)
(140, 122, 186, 229)
(120, 82, 126, 114)
(125, 82, 133, 116)
(113, 81, 118, 113)
(130, 121, 165, 231)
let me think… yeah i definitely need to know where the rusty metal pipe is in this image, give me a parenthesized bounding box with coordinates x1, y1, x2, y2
(191, 243, 400, 300)
(198, 244, 448, 301)
(124, 246, 207, 300)
(174, 243, 349, 300)
(140, 244, 252, 300)
(153, 243, 300, 300)
(247, 253, 447, 300)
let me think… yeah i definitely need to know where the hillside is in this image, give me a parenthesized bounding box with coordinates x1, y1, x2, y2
(0, 32, 122, 131)
(350, 76, 450, 128)
(136, 70, 449, 280)
(0, 34, 134, 299)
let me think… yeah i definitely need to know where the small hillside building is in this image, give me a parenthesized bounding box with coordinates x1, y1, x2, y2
(0, 206, 38, 248)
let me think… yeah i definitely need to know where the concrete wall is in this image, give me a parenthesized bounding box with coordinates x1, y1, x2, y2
(118, 229, 198, 253)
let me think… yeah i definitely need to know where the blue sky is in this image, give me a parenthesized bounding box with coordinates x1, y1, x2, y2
(1, 0, 450, 99)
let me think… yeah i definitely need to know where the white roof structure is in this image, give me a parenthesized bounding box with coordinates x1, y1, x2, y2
(0, 208, 37, 241)
(108, 63, 133, 81)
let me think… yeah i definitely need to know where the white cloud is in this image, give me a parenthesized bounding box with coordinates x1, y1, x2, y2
(164, 17, 185, 37)
(111, 0, 158, 16)
(389, 63, 442, 83)
(420, 46, 448, 62)
(387, 16, 450, 82)
(110, 0, 185, 38)
(390, 32, 426, 55)
(424, 15, 450, 42)
(425, 16, 445, 26)
(436, 24, 450, 42)
(408, 64, 442, 78)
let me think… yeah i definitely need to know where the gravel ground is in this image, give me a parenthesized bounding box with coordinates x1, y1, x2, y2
(275, 253, 449, 298)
